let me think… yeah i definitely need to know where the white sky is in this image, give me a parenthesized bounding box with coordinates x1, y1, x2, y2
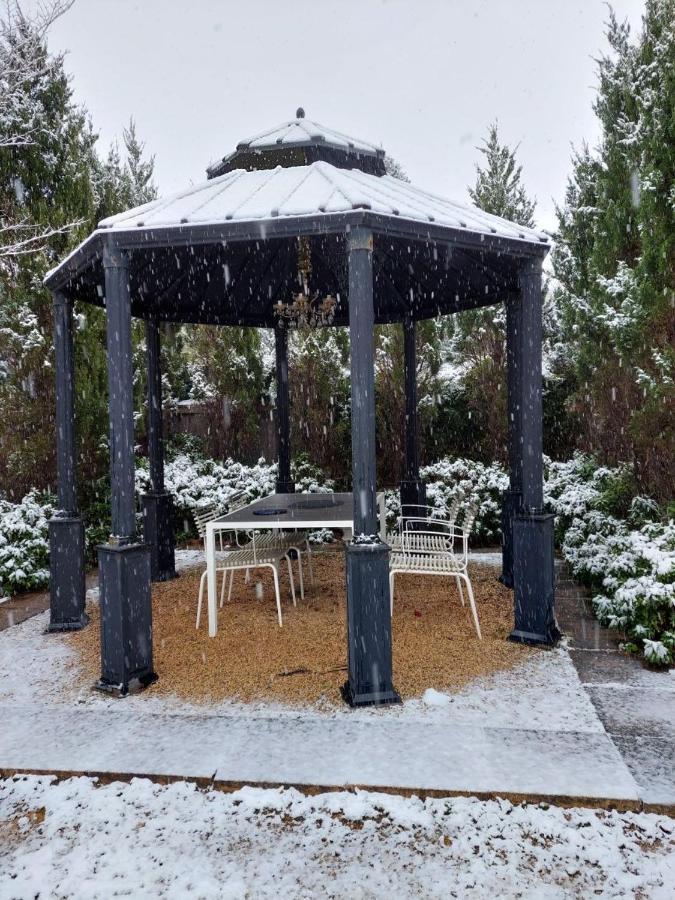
(43, 0, 646, 232)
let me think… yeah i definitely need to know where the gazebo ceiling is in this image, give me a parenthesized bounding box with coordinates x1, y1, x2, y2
(45, 112, 550, 326)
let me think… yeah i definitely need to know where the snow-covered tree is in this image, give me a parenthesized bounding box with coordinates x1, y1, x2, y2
(468, 122, 536, 227)
(442, 122, 540, 462)
(551, 0, 674, 501)
(0, 1, 81, 262)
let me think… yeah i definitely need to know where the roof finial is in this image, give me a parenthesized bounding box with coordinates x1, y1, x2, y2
(296, 107, 305, 119)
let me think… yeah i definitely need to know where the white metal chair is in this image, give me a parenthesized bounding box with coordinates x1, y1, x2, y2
(195, 533, 296, 629)
(389, 504, 482, 639)
(387, 494, 464, 551)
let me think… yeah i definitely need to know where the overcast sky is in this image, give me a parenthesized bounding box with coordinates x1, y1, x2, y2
(43, 0, 646, 232)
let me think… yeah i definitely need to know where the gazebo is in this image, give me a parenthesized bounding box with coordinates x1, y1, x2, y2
(44, 110, 559, 705)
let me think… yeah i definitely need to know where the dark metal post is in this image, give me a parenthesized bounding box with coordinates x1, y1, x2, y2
(500, 291, 523, 588)
(47, 290, 88, 632)
(274, 324, 295, 493)
(142, 317, 176, 581)
(509, 257, 559, 646)
(97, 241, 157, 695)
(400, 314, 427, 514)
(343, 226, 400, 707)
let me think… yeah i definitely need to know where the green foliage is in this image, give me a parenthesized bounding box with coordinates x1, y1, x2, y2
(551, 0, 675, 501)
(0, 5, 158, 502)
(468, 122, 536, 227)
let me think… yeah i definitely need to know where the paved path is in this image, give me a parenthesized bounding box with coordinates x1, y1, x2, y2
(1, 552, 672, 809)
(556, 565, 675, 807)
(0, 704, 640, 806)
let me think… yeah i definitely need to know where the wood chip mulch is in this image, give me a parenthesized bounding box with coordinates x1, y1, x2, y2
(66, 548, 536, 707)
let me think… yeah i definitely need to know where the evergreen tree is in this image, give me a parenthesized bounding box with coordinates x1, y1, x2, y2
(0, 3, 97, 498)
(443, 122, 539, 462)
(552, 0, 674, 500)
(468, 122, 536, 226)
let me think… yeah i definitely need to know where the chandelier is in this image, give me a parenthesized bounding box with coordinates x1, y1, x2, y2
(273, 237, 338, 328)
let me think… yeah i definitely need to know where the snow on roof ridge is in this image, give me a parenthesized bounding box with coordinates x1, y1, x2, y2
(237, 116, 382, 154)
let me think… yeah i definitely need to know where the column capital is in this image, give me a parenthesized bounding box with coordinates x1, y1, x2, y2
(519, 255, 544, 280)
(52, 289, 70, 307)
(347, 225, 373, 252)
(102, 240, 130, 271)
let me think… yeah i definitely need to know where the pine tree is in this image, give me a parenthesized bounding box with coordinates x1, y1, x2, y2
(468, 122, 536, 226)
(552, 0, 674, 500)
(0, 3, 97, 498)
(443, 123, 539, 462)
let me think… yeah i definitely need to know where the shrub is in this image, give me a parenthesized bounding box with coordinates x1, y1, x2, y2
(0, 491, 53, 594)
(546, 454, 674, 665)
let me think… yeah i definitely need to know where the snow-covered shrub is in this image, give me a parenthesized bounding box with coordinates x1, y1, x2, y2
(545, 453, 674, 665)
(0, 491, 53, 594)
(421, 458, 509, 542)
(135, 452, 334, 536)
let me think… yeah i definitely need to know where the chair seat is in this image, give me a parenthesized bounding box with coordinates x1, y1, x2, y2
(252, 531, 309, 550)
(220, 547, 288, 568)
(388, 533, 455, 553)
(390, 551, 463, 574)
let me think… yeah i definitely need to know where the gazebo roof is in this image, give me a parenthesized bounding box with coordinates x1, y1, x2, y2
(96, 161, 548, 245)
(206, 110, 386, 178)
(45, 114, 550, 328)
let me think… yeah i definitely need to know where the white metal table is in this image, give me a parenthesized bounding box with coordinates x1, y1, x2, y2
(205, 492, 386, 636)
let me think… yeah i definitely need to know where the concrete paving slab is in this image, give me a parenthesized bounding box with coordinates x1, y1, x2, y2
(0, 705, 640, 804)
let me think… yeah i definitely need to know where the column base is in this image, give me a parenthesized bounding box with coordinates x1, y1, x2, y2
(97, 542, 157, 696)
(94, 670, 159, 698)
(508, 511, 560, 647)
(344, 541, 401, 708)
(142, 491, 176, 582)
(499, 490, 522, 589)
(275, 479, 295, 494)
(48, 516, 88, 632)
(400, 478, 427, 516)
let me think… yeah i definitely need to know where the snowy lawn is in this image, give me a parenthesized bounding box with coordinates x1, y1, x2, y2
(1, 776, 673, 899)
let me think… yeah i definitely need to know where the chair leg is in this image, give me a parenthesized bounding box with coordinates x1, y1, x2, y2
(272, 565, 283, 626)
(219, 569, 228, 608)
(455, 575, 465, 606)
(292, 547, 305, 601)
(286, 555, 297, 606)
(389, 571, 395, 617)
(305, 540, 315, 586)
(227, 569, 234, 604)
(196, 570, 208, 629)
(461, 573, 482, 639)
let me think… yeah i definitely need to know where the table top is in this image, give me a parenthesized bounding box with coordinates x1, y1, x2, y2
(209, 492, 380, 531)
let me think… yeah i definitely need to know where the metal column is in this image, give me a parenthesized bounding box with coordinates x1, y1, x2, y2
(509, 257, 559, 646)
(142, 317, 176, 581)
(343, 226, 400, 707)
(47, 290, 88, 631)
(274, 324, 295, 494)
(97, 241, 156, 694)
(399, 314, 427, 514)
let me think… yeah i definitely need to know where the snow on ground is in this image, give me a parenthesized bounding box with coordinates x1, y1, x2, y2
(0, 603, 601, 735)
(0, 776, 673, 899)
(0, 544, 600, 734)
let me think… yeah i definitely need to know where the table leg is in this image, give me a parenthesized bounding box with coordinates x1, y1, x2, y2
(207, 525, 217, 637)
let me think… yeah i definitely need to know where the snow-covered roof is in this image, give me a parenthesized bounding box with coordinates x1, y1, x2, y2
(236, 116, 383, 156)
(206, 113, 386, 177)
(99, 161, 548, 245)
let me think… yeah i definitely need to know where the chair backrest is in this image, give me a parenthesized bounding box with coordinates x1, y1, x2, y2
(401, 527, 454, 558)
(226, 491, 249, 514)
(460, 503, 479, 536)
(193, 505, 219, 539)
(445, 493, 464, 528)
